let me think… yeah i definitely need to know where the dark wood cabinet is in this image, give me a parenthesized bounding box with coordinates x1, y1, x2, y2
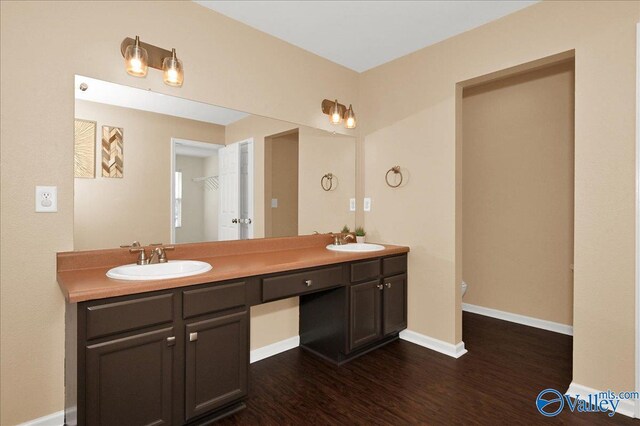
(300, 254, 408, 364)
(185, 311, 248, 421)
(382, 274, 407, 335)
(349, 280, 382, 351)
(85, 327, 174, 426)
(67, 253, 408, 424)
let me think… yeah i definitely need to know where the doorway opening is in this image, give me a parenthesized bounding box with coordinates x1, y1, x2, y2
(170, 137, 254, 243)
(264, 129, 299, 238)
(458, 55, 575, 379)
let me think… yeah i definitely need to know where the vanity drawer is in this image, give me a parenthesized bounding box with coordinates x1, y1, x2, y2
(382, 255, 407, 277)
(350, 259, 381, 282)
(86, 293, 174, 340)
(262, 266, 343, 302)
(183, 281, 246, 319)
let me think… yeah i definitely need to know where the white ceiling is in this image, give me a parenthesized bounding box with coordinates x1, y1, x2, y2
(196, 1, 538, 72)
(74, 75, 248, 126)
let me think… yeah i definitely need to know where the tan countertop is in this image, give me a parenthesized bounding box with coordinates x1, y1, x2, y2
(57, 235, 409, 303)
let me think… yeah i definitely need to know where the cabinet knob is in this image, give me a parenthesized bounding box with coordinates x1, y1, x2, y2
(166, 336, 176, 346)
(305, 279, 313, 287)
(189, 332, 198, 342)
(377, 284, 384, 290)
(385, 282, 392, 289)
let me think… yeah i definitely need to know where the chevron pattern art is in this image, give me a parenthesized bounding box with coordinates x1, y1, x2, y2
(101, 126, 123, 178)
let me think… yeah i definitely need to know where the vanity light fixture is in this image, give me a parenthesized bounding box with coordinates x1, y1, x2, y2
(321, 99, 356, 129)
(121, 36, 184, 87)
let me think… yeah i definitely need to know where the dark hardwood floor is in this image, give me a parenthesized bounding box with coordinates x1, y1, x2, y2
(219, 312, 637, 425)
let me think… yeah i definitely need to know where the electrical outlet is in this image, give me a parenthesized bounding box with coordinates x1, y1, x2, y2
(35, 186, 57, 212)
(364, 197, 372, 212)
(271, 198, 278, 208)
(349, 198, 356, 211)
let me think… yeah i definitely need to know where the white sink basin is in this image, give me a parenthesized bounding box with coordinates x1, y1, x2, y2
(326, 243, 385, 253)
(106, 260, 212, 281)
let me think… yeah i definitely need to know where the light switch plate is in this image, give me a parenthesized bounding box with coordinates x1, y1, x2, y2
(364, 197, 371, 212)
(349, 198, 356, 211)
(271, 198, 278, 208)
(35, 186, 58, 212)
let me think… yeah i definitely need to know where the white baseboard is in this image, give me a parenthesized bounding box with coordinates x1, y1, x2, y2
(400, 329, 467, 358)
(462, 303, 573, 336)
(250, 335, 300, 364)
(566, 382, 636, 418)
(18, 410, 64, 426)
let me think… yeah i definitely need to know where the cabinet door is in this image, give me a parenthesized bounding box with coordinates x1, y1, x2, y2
(185, 311, 248, 421)
(349, 280, 382, 351)
(383, 274, 407, 335)
(85, 327, 174, 426)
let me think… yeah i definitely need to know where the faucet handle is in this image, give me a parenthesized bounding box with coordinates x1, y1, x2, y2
(120, 241, 141, 248)
(155, 246, 174, 263)
(128, 247, 149, 265)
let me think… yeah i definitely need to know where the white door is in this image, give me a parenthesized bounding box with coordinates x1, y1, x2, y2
(239, 141, 254, 239)
(218, 142, 240, 240)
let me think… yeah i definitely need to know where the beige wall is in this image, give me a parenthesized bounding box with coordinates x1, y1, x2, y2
(298, 126, 356, 235)
(74, 100, 224, 250)
(267, 132, 299, 238)
(462, 61, 575, 325)
(175, 155, 206, 244)
(360, 0, 639, 394)
(0, 1, 358, 423)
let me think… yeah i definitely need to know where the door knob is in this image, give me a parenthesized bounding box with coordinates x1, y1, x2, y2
(232, 218, 238, 224)
(189, 332, 198, 342)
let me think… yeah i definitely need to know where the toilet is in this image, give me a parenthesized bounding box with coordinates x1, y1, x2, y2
(461, 281, 468, 298)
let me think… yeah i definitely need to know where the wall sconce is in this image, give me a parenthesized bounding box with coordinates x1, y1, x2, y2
(121, 36, 184, 87)
(321, 99, 356, 129)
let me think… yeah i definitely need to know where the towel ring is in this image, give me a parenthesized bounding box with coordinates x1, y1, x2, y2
(321, 173, 334, 191)
(385, 166, 403, 188)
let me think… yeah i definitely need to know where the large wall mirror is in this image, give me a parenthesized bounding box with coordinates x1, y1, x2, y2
(74, 75, 356, 250)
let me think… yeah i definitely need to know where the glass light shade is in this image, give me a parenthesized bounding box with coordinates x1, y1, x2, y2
(124, 37, 148, 77)
(329, 99, 342, 124)
(163, 49, 184, 87)
(345, 104, 356, 129)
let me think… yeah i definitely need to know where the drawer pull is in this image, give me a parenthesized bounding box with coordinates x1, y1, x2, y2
(305, 279, 313, 287)
(377, 284, 384, 290)
(189, 332, 198, 342)
(385, 282, 392, 289)
(166, 336, 176, 346)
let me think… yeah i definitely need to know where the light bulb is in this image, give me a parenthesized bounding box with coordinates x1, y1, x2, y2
(130, 58, 142, 73)
(167, 68, 178, 83)
(329, 99, 342, 124)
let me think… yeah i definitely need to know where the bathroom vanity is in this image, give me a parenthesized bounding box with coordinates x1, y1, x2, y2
(58, 235, 409, 425)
